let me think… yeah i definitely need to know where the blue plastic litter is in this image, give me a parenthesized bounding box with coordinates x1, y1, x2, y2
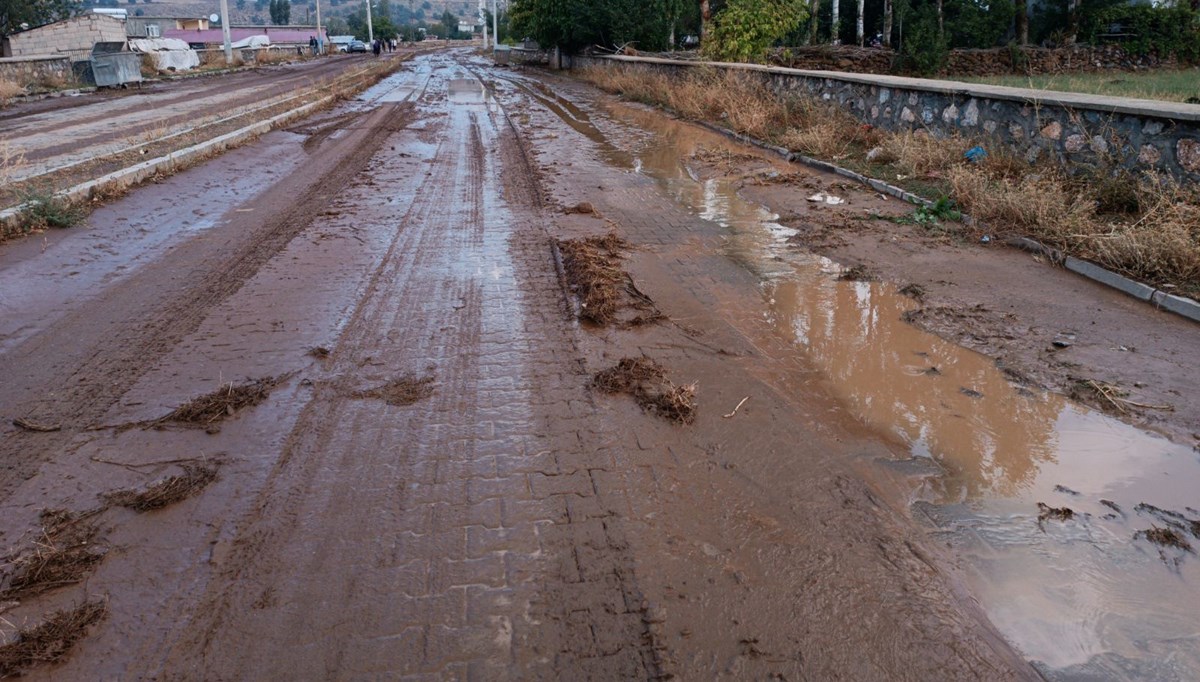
(964, 146, 988, 163)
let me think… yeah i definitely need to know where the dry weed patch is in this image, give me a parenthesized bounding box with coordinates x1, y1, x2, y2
(593, 357, 697, 424)
(0, 80, 24, 107)
(0, 601, 106, 677)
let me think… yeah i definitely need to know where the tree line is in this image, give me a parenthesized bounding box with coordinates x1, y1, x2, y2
(510, 0, 1200, 66)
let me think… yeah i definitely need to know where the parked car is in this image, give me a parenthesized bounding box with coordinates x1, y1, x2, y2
(347, 40, 368, 53)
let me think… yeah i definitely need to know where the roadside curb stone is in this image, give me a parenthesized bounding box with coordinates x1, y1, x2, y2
(1063, 256, 1156, 302)
(1151, 290, 1200, 322)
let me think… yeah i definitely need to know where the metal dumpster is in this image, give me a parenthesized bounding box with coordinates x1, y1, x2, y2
(91, 42, 142, 88)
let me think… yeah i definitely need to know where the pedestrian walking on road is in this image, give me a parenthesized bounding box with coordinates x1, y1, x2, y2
(372, 39, 381, 57)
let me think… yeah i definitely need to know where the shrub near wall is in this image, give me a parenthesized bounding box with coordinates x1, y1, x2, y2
(768, 44, 1186, 77)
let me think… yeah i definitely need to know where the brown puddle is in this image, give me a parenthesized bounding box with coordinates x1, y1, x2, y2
(573, 96, 1200, 679)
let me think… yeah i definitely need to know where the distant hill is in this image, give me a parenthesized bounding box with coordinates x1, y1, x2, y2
(104, 0, 488, 27)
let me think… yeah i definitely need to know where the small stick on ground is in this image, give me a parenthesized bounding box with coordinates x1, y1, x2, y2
(1070, 378, 1173, 413)
(723, 396, 749, 419)
(0, 600, 106, 677)
(11, 418, 61, 433)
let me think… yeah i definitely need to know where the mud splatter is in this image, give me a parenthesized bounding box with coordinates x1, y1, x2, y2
(564, 201, 597, 215)
(837, 264, 874, 282)
(592, 357, 696, 424)
(0, 600, 107, 677)
(897, 283, 926, 301)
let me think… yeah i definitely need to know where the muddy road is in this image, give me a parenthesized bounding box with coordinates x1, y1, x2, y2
(0, 49, 1197, 680)
(0, 52, 403, 184)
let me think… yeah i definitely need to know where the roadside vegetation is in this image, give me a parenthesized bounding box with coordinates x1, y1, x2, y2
(512, 0, 1200, 80)
(579, 64, 1200, 294)
(957, 70, 1200, 104)
(0, 80, 24, 107)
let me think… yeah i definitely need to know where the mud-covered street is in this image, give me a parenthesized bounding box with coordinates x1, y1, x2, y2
(2, 49, 1198, 680)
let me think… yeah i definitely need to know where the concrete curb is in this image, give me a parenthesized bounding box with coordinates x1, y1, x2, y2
(682, 115, 1200, 324)
(0, 95, 335, 232)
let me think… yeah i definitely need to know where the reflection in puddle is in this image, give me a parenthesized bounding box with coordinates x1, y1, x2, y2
(448, 78, 487, 104)
(557, 95, 1200, 679)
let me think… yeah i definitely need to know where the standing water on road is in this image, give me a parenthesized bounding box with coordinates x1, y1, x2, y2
(543, 92, 1200, 679)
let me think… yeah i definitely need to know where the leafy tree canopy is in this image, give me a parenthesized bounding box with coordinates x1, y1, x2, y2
(704, 0, 808, 62)
(1, 0, 83, 37)
(510, 0, 685, 53)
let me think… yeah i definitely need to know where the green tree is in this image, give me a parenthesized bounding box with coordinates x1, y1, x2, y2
(1, 0, 83, 37)
(510, 0, 682, 52)
(268, 0, 290, 24)
(325, 15, 349, 34)
(703, 0, 808, 61)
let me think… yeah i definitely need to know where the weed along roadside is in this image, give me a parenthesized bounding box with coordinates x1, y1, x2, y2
(569, 58, 1200, 313)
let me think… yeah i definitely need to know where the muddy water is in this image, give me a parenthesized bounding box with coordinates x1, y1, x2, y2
(568, 98, 1200, 679)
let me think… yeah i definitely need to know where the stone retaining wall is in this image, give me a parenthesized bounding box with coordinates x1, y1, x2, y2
(767, 44, 1183, 77)
(0, 55, 73, 89)
(573, 54, 1200, 180)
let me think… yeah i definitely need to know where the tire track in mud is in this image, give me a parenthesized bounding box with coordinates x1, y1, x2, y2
(152, 62, 667, 678)
(154, 96, 497, 677)
(0, 102, 415, 500)
(475, 63, 669, 678)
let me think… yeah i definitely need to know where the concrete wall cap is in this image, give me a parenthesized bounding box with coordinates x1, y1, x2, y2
(595, 54, 1200, 123)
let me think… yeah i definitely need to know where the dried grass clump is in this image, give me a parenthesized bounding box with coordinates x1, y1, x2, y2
(946, 166, 1095, 236)
(352, 374, 435, 406)
(0, 510, 103, 601)
(104, 464, 219, 512)
(557, 233, 630, 325)
(1082, 177, 1200, 288)
(147, 376, 282, 429)
(0, 79, 24, 107)
(883, 131, 964, 176)
(592, 357, 697, 424)
(0, 600, 106, 677)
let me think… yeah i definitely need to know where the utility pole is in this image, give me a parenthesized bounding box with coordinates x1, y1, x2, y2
(219, 0, 233, 64)
(315, 0, 323, 54)
(491, 0, 498, 48)
(480, 0, 488, 48)
(366, 0, 374, 45)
